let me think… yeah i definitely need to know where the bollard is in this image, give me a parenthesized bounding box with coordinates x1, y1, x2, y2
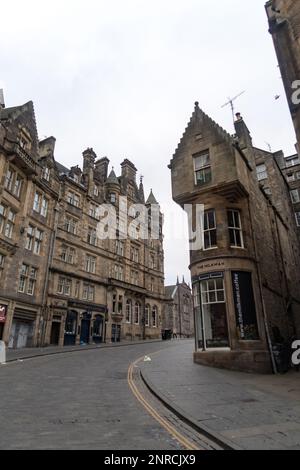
(0, 341, 6, 365)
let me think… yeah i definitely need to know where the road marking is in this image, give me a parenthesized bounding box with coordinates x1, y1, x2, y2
(127, 353, 200, 451)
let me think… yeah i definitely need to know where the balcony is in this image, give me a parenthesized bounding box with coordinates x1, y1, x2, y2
(7, 142, 37, 175)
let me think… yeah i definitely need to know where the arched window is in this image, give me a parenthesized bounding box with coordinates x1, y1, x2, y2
(134, 302, 140, 325)
(126, 300, 132, 324)
(152, 306, 158, 328)
(145, 305, 150, 327)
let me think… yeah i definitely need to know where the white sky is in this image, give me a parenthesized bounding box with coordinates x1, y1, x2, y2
(0, 0, 297, 285)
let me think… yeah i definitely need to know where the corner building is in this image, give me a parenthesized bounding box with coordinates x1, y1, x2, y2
(169, 103, 300, 373)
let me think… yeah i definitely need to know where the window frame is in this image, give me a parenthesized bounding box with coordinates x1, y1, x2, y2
(256, 164, 268, 181)
(228, 209, 244, 248)
(193, 151, 212, 186)
(203, 210, 217, 250)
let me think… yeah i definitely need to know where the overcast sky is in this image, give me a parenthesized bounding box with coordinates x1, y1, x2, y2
(0, 0, 297, 285)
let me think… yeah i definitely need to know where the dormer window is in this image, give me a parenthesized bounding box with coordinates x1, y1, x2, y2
(194, 151, 211, 186)
(19, 129, 32, 151)
(110, 193, 116, 204)
(94, 186, 99, 197)
(42, 167, 50, 182)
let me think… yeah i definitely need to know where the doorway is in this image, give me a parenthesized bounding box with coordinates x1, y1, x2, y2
(80, 312, 91, 344)
(92, 315, 104, 344)
(50, 322, 60, 345)
(64, 311, 77, 346)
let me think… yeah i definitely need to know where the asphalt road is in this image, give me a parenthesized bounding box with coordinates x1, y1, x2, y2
(0, 341, 184, 450)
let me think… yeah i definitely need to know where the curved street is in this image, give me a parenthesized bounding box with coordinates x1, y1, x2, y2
(0, 341, 185, 450)
(1, 339, 300, 450)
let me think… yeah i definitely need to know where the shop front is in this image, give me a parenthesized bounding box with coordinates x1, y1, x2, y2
(8, 309, 37, 349)
(0, 304, 7, 340)
(64, 301, 107, 346)
(192, 267, 271, 373)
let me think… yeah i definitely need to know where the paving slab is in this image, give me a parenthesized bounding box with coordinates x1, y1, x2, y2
(140, 340, 300, 450)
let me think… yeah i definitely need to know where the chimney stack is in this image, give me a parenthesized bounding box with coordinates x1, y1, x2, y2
(121, 159, 137, 182)
(95, 157, 110, 182)
(0, 90, 5, 109)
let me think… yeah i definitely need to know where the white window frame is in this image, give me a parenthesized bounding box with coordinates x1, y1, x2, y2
(57, 277, 72, 296)
(193, 152, 211, 186)
(145, 305, 150, 327)
(291, 189, 300, 204)
(65, 216, 78, 235)
(256, 164, 268, 181)
(42, 167, 50, 182)
(203, 210, 217, 250)
(82, 284, 95, 301)
(126, 300, 132, 324)
(228, 209, 244, 248)
(134, 302, 140, 325)
(67, 191, 80, 208)
(87, 227, 97, 246)
(152, 306, 158, 328)
(18, 264, 37, 296)
(85, 255, 96, 274)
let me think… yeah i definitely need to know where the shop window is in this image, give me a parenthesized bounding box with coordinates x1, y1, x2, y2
(196, 276, 229, 349)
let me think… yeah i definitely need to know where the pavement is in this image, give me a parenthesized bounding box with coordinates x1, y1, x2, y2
(140, 340, 300, 450)
(5, 338, 163, 362)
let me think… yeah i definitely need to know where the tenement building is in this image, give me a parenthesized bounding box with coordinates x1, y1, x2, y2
(0, 96, 165, 348)
(163, 277, 194, 338)
(169, 102, 300, 373)
(266, 0, 300, 242)
(266, 0, 300, 149)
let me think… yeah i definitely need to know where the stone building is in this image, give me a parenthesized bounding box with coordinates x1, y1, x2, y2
(169, 102, 300, 373)
(163, 277, 194, 338)
(266, 0, 300, 149)
(266, 1, 300, 242)
(0, 96, 165, 348)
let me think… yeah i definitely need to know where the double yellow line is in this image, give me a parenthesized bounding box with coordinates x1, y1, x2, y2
(127, 354, 200, 451)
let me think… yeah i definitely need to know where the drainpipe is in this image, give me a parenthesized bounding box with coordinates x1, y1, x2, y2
(247, 198, 277, 374)
(39, 191, 61, 347)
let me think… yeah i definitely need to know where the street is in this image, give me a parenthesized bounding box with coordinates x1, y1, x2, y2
(1, 339, 300, 450)
(0, 341, 184, 450)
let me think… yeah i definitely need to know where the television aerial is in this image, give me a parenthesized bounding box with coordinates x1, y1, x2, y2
(221, 90, 246, 124)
